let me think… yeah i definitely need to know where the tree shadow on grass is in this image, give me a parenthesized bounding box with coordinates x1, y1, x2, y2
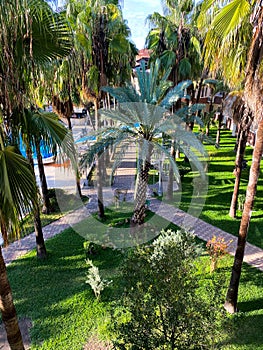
(228, 313, 263, 348)
(238, 298, 263, 312)
(6, 228, 121, 349)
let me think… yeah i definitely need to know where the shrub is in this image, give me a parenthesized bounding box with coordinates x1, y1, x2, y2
(238, 193, 246, 211)
(206, 235, 232, 272)
(85, 259, 112, 300)
(112, 229, 227, 349)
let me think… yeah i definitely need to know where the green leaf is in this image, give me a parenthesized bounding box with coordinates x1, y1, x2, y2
(179, 58, 192, 79)
(212, 0, 251, 38)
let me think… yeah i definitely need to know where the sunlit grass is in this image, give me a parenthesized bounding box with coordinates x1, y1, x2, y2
(167, 127, 263, 249)
(6, 225, 263, 349)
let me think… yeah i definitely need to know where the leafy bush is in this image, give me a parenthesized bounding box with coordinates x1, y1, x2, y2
(112, 229, 228, 349)
(237, 193, 246, 211)
(86, 259, 112, 300)
(206, 235, 232, 272)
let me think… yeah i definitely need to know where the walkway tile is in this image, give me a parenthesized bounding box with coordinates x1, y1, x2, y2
(149, 199, 263, 272)
(2, 197, 263, 272)
(2, 149, 263, 273)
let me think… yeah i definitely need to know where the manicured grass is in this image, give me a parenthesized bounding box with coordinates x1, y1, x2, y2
(4, 127, 263, 349)
(17, 189, 89, 239)
(6, 226, 263, 349)
(19, 211, 63, 238)
(168, 128, 263, 249)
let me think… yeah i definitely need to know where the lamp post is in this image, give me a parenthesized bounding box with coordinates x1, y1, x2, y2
(158, 152, 165, 197)
(157, 159, 162, 196)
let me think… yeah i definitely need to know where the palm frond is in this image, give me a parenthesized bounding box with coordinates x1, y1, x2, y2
(102, 86, 140, 103)
(160, 80, 193, 108)
(80, 131, 129, 169)
(0, 146, 36, 219)
(26, 0, 72, 64)
(25, 111, 77, 168)
(211, 0, 251, 39)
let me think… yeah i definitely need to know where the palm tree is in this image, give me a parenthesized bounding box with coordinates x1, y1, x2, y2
(197, 0, 252, 89)
(0, 129, 37, 349)
(20, 110, 77, 214)
(0, 0, 73, 255)
(198, 0, 263, 312)
(223, 92, 253, 218)
(146, 0, 203, 84)
(65, 0, 136, 218)
(81, 60, 207, 225)
(225, 2, 263, 313)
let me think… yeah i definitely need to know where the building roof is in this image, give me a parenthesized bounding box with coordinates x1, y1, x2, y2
(135, 49, 152, 67)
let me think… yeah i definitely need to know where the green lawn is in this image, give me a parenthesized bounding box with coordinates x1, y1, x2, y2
(7, 225, 263, 349)
(4, 127, 263, 349)
(170, 127, 263, 249)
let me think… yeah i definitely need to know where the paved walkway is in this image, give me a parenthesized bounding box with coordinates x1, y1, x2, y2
(3, 195, 263, 272)
(2, 147, 263, 272)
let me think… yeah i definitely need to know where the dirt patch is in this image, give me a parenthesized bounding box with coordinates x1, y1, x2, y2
(0, 318, 32, 350)
(83, 335, 113, 350)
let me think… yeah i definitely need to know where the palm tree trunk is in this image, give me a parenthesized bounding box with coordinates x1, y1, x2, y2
(94, 99, 105, 219)
(36, 141, 51, 214)
(66, 116, 72, 131)
(26, 147, 47, 258)
(131, 161, 151, 225)
(97, 156, 105, 219)
(0, 247, 25, 350)
(229, 131, 246, 218)
(33, 205, 47, 258)
(205, 120, 210, 136)
(224, 5, 263, 313)
(225, 119, 263, 313)
(216, 111, 223, 145)
(132, 145, 153, 225)
(229, 110, 252, 218)
(75, 169, 82, 197)
(1, 219, 9, 247)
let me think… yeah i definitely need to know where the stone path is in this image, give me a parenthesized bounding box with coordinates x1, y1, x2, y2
(2, 146, 263, 272)
(2, 189, 263, 272)
(149, 198, 263, 272)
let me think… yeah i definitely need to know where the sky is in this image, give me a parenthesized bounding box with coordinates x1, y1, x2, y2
(122, 0, 163, 49)
(56, 0, 163, 50)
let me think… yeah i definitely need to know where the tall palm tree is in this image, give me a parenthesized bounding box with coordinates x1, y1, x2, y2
(65, 0, 136, 218)
(225, 2, 263, 313)
(224, 92, 253, 218)
(81, 60, 207, 225)
(0, 129, 37, 349)
(199, 0, 263, 312)
(0, 0, 73, 255)
(146, 0, 203, 84)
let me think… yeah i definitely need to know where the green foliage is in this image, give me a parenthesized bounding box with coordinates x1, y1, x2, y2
(85, 259, 112, 299)
(179, 57, 192, 79)
(112, 229, 227, 349)
(238, 193, 246, 211)
(176, 127, 263, 249)
(4, 216, 263, 349)
(87, 65, 100, 96)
